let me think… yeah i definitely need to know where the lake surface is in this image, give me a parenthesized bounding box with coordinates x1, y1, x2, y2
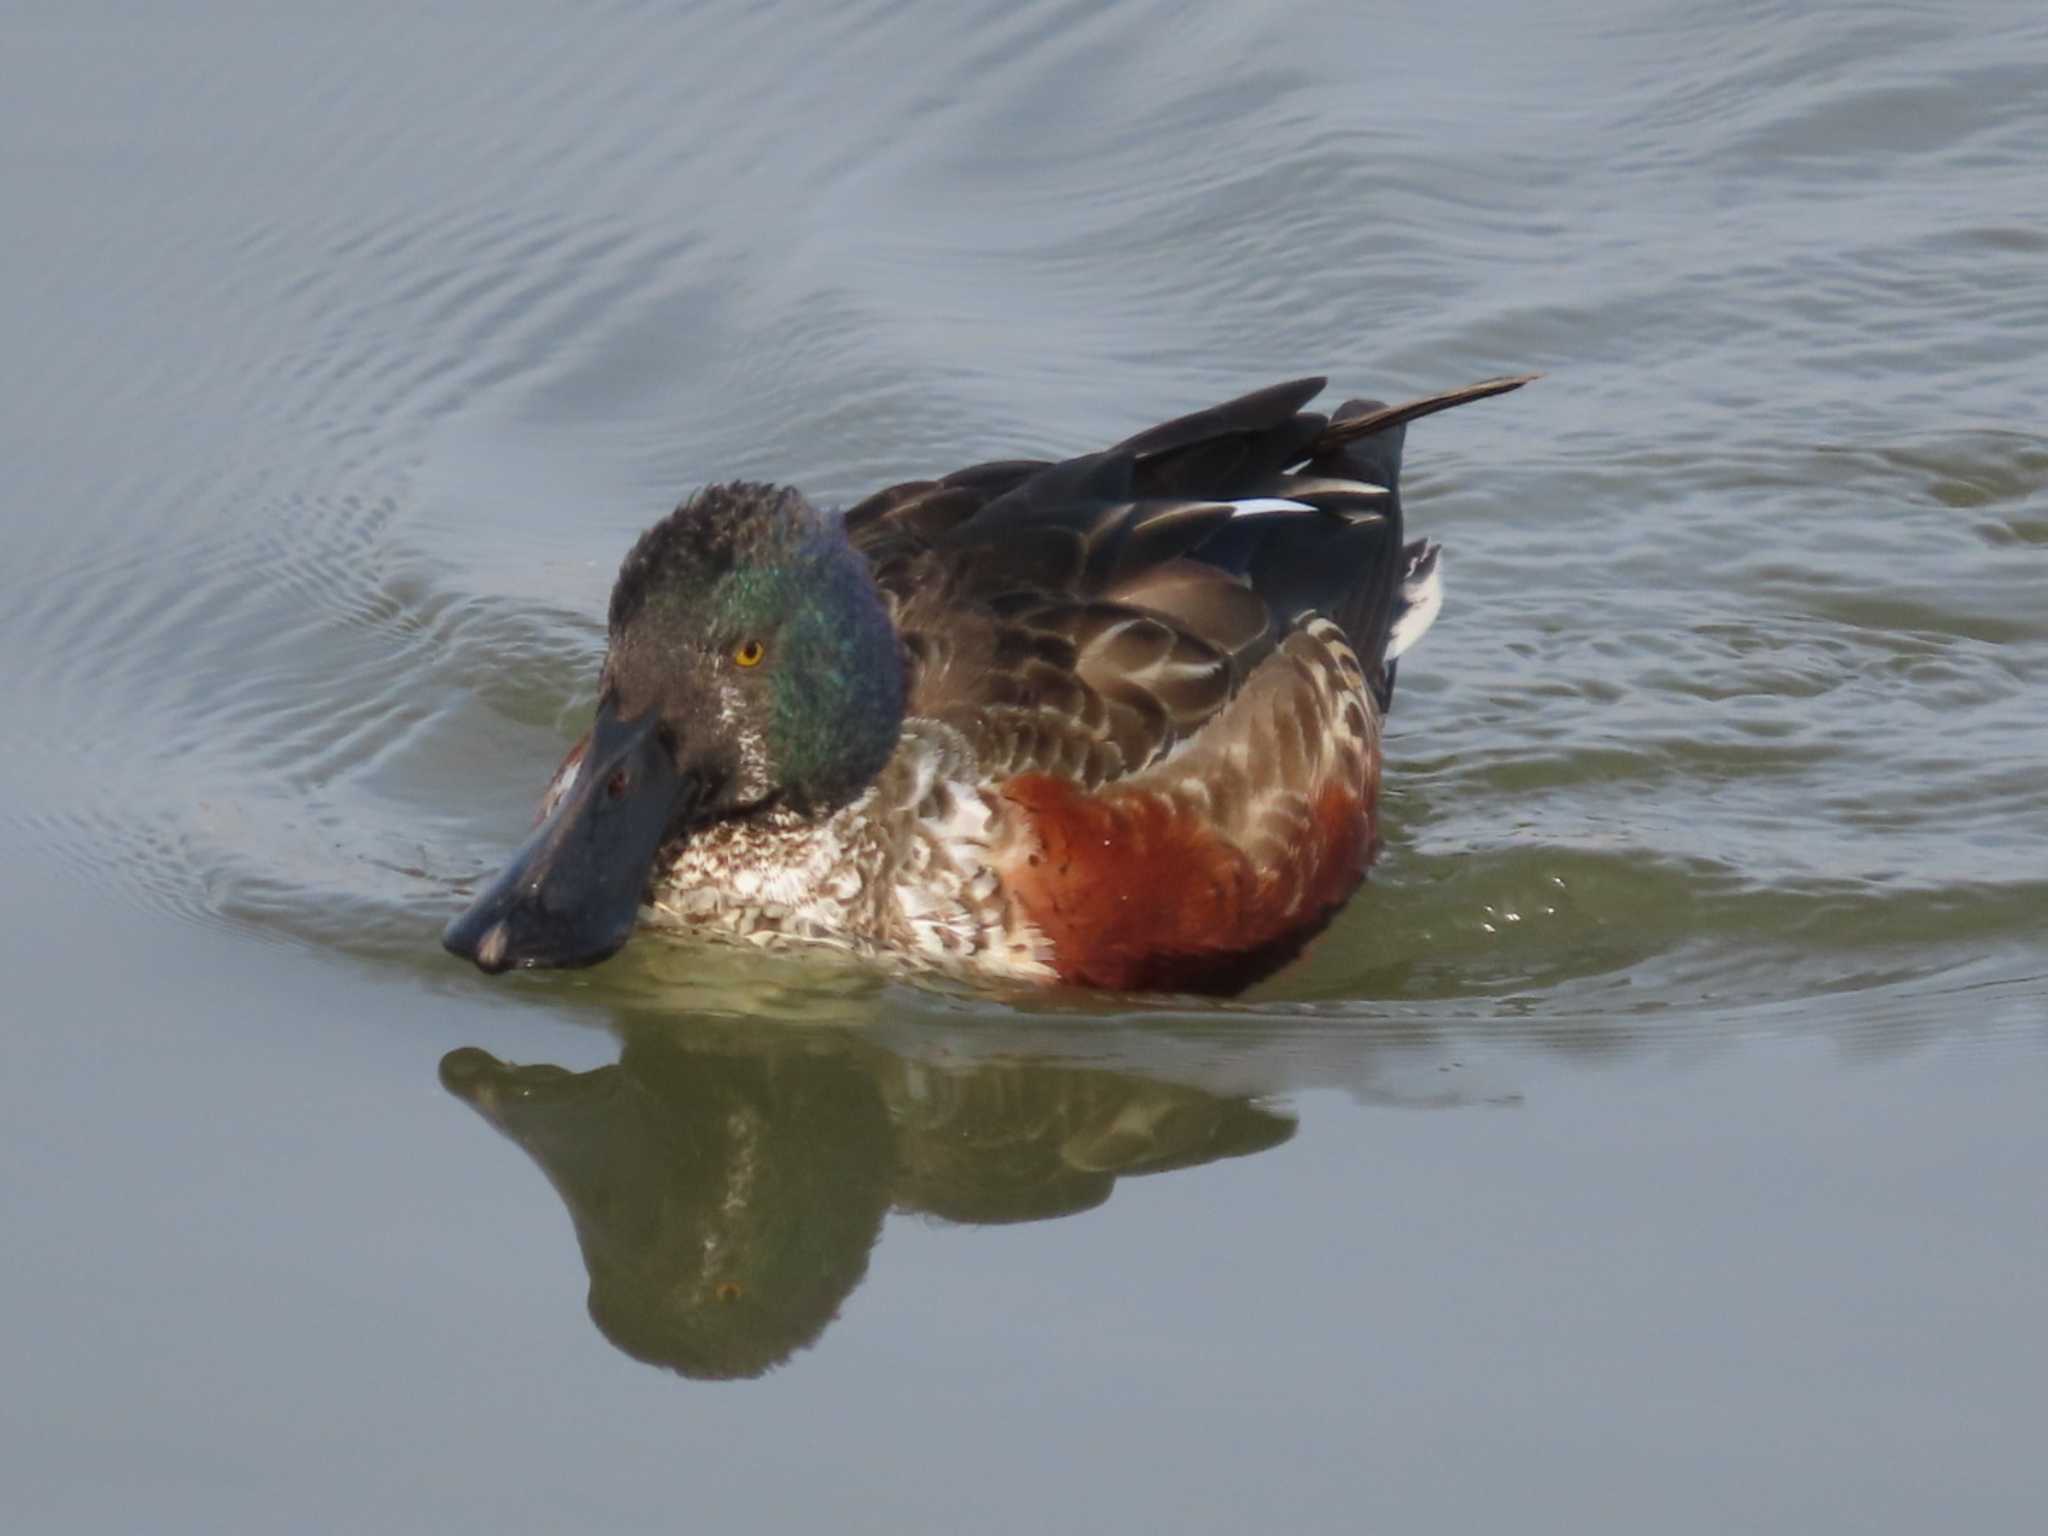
(5, 1, 2046, 1529)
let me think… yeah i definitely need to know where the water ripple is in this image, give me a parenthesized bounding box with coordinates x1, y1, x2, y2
(3, 0, 2044, 1040)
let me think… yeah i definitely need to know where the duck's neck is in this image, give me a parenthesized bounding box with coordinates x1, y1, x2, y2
(768, 531, 907, 817)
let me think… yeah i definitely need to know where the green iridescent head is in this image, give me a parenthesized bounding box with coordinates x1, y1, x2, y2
(605, 481, 908, 814)
(442, 481, 906, 975)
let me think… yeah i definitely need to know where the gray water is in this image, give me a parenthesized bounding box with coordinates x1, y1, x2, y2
(4, 1, 2046, 1530)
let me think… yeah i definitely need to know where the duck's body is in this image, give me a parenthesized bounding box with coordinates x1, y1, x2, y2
(446, 372, 1531, 994)
(623, 611, 1375, 991)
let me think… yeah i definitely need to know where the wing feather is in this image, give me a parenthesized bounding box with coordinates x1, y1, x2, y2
(841, 373, 1532, 783)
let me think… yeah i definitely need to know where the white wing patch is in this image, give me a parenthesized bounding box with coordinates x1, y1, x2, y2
(1385, 544, 1444, 661)
(1224, 485, 1389, 520)
(1223, 497, 1317, 518)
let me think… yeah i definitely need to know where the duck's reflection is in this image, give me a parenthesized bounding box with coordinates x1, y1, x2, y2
(441, 1022, 1293, 1379)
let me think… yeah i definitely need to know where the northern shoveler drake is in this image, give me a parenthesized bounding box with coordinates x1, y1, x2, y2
(444, 372, 1533, 993)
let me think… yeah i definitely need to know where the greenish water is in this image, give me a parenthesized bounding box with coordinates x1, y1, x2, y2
(3, 1, 2045, 1530)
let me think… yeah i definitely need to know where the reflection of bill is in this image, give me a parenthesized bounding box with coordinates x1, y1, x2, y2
(442, 1023, 1294, 1380)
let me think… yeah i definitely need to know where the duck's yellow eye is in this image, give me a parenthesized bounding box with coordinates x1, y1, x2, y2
(732, 639, 765, 668)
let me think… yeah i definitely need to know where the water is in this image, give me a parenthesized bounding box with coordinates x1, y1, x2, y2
(4, 1, 2045, 1529)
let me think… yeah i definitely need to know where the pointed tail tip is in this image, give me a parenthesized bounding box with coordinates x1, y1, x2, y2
(1441, 371, 1544, 405)
(1314, 370, 1542, 454)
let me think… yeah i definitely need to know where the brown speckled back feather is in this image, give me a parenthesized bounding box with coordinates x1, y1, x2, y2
(843, 374, 1533, 790)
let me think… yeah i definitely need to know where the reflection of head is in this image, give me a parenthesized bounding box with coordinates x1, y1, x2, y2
(442, 1032, 892, 1380)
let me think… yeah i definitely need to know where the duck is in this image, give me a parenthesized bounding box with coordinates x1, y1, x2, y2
(443, 371, 1533, 994)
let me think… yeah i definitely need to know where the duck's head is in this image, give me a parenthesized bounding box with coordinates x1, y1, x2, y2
(444, 483, 907, 975)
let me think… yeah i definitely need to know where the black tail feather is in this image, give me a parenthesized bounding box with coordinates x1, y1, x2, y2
(1313, 374, 1539, 456)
